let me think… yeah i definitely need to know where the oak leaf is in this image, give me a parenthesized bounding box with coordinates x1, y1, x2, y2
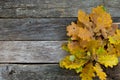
(94, 63, 107, 80)
(86, 40, 104, 53)
(108, 30, 120, 44)
(78, 10, 90, 25)
(67, 22, 80, 40)
(98, 55, 118, 68)
(80, 63, 95, 80)
(97, 47, 106, 55)
(90, 6, 112, 33)
(67, 41, 81, 54)
(61, 43, 69, 52)
(75, 66, 83, 73)
(60, 5, 119, 80)
(78, 10, 93, 35)
(113, 44, 120, 57)
(78, 27, 92, 41)
(60, 55, 88, 70)
(67, 41, 88, 59)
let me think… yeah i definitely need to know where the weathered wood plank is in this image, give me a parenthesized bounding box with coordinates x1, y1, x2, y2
(0, 0, 103, 17)
(1, 64, 80, 80)
(0, 41, 67, 63)
(0, 18, 76, 41)
(0, 64, 120, 80)
(0, 41, 68, 63)
(0, 64, 79, 80)
(0, 41, 120, 64)
(104, 0, 120, 17)
(0, 18, 120, 41)
(1, 0, 120, 17)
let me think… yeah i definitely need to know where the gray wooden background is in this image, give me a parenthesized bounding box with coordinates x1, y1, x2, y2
(0, 0, 120, 80)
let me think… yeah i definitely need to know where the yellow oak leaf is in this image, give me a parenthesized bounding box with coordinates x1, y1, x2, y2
(61, 43, 69, 52)
(68, 41, 87, 59)
(79, 39, 89, 49)
(60, 5, 119, 80)
(75, 66, 83, 73)
(68, 41, 81, 54)
(108, 30, 120, 44)
(91, 6, 105, 16)
(80, 63, 95, 80)
(90, 6, 112, 32)
(96, 47, 106, 55)
(108, 24, 118, 36)
(86, 40, 104, 53)
(78, 27, 92, 41)
(67, 22, 80, 40)
(98, 55, 118, 68)
(107, 44, 119, 56)
(94, 63, 107, 80)
(60, 55, 88, 70)
(78, 10, 93, 33)
(78, 10, 90, 25)
(114, 45, 120, 57)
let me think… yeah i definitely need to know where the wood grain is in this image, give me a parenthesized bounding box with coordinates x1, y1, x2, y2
(1, 0, 120, 17)
(104, 0, 120, 17)
(0, 18, 120, 41)
(0, 18, 76, 41)
(0, 64, 120, 80)
(0, 64, 83, 80)
(0, 41, 68, 63)
(0, 0, 103, 17)
(0, 41, 120, 64)
(0, 64, 79, 80)
(0, 0, 120, 80)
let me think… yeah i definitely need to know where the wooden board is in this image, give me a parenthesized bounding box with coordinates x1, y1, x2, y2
(104, 0, 120, 17)
(0, 41, 68, 63)
(0, 64, 120, 80)
(0, 18, 120, 41)
(0, 18, 76, 41)
(0, 64, 80, 80)
(0, 0, 103, 18)
(0, 0, 120, 80)
(0, 41, 120, 63)
(0, 0, 120, 17)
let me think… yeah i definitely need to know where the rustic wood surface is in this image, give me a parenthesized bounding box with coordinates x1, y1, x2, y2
(0, 19, 120, 79)
(0, 18, 76, 41)
(0, 64, 119, 80)
(0, 0, 103, 18)
(0, 64, 80, 80)
(0, 0, 120, 17)
(0, 0, 120, 80)
(104, 0, 120, 17)
(0, 41, 68, 63)
(0, 18, 119, 41)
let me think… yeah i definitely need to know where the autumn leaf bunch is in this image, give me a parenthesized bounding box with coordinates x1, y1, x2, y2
(60, 6, 120, 80)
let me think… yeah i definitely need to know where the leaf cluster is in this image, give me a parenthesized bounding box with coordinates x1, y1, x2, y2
(60, 6, 120, 80)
